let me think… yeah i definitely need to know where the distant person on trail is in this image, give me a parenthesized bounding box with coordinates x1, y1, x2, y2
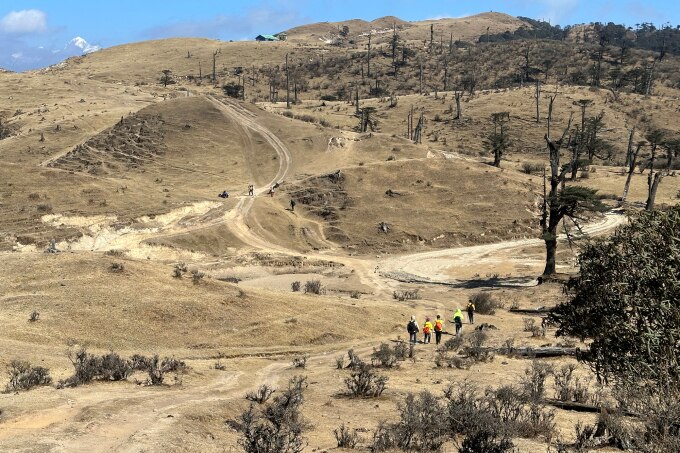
(434, 315, 444, 345)
(467, 300, 475, 324)
(407, 315, 420, 345)
(453, 309, 464, 337)
(422, 317, 433, 344)
(268, 186, 275, 197)
(218, 190, 229, 199)
(290, 199, 296, 211)
(248, 184, 254, 196)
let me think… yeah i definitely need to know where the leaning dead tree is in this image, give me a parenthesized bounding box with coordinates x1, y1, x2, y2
(541, 115, 605, 276)
(412, 112, 424, 144)
(621, 138, 645, 204)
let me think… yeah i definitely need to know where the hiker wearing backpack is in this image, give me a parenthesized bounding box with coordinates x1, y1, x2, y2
(434, 315, 444, 345)
(407, 315, 420, 344)
(467, 300, 475, 324)
(453, 309, 464, 337)
(422, 317, 434, 344)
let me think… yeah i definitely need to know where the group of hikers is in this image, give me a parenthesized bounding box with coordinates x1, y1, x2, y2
(406, 300, 475, 345)
(218, 182, 297, 213)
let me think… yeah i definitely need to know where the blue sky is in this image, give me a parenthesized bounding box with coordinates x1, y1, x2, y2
(1, 0, 678, 71)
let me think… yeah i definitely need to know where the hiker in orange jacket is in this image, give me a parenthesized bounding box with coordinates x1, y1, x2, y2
(434, 315, 444, 345)
(422, 317, 434, 344)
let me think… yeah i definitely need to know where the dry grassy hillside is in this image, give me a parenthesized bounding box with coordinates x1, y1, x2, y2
(287, 157, 540, 253)
(284, 12, 529, 46)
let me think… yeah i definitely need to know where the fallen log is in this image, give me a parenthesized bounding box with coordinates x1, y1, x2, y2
(544, 399, 601, 413)
(509, 307, 552, 314)
(503, 346, 576, 358)
(544, 399, 639, 417)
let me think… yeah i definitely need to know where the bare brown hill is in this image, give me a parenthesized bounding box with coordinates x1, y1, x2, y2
(284, 12, 529, 45)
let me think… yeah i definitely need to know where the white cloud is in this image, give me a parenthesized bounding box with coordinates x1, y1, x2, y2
(539, 0, 580, 23)
(0, 9, 47, 34)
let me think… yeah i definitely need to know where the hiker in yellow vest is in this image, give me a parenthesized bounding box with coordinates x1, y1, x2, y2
(422, 317, 434, 344)
(453, 308, 464, 337)
(434, 315, 444, 345)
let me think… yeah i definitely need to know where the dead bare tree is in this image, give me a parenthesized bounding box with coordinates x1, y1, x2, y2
(286, 53, 290, 109)
(621, 139, 645, 204)
(534, 80, 541, 123)
(453, 91, 462, 120)
(570, 99, 593, 180)
(366, 32, 372, 77)
(212, 50, 218, 83)
(413, 112, 424, 144)
(546, 90, 558, 139)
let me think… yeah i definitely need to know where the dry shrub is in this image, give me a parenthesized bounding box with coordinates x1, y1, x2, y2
(346, 349, 363, 370)
(520, 361, 554, 401)
(459, 429, 514, 453)
(443, 335, 463, 351)
(291, 280, 301, 292)
(335, 355, 344, 369)
(393, 340, 408, 361)
(372, 421, 396, 452)
(392, 289, 421, 301)
(147, 355, 186, 385)
(4, 360, 52, 392)
(109, 262, 124, 273)
(445, 381, 555, 441)
(344, 363, 388, 398)
(304, 280, 322, 294)
(28, 311, 40, 322)
(292, 355, 308, 368)
(191, 270, 204, 284)
(463, 331, 493, 362)
(391, 392, 447, 451)
(237, 376, 309, 453)
(370, 343, 402, 368)
(173, 262, 187, 278)
(334, 423, 360, 448)
(471, 292, 502, 315)
(553, 364, 590, 403)
(245, 384, 275, 404)
(60, 348, 132, 387)
(521, 162, 544, 174)
(435, 350, 471, 369)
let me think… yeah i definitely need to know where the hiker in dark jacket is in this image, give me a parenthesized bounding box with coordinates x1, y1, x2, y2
(407, 315, 420, 345)
(467, 300, 475, 324)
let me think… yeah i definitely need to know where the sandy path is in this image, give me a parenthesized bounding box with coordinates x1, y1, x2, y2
(379, 210, 626, 287)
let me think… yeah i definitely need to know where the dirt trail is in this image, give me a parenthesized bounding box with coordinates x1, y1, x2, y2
(379, 211, 626, 287)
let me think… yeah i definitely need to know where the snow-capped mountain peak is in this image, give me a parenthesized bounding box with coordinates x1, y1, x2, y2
(66, 37, 101, 54)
